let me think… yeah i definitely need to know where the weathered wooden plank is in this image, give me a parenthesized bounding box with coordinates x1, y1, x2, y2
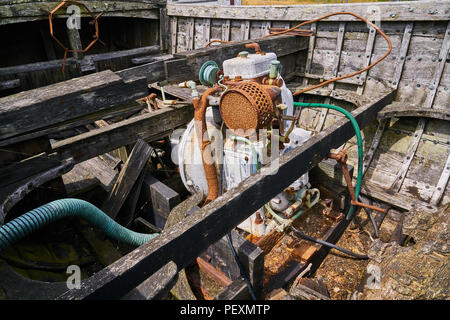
(167, 2, 450, 22)
(241, 20, 250, 41)
(0, 59, 81, 93)
(221, 19, 231, 42)
(377, 104, 450, 121)
(93, 45, 161, 72)
(52, 104, 193, 164)
(101, 139, 152, 220)
(186, 17, 195, 51)
(0, 100, 145, 148)
(56, 90, 394, 300)
(159, 8, 169, 52)
(0, 70, 147, 141)
(316, 22, 346, 133)
(62, 156, 118, 195)
(170, 16, 178, 54)
(67, 28, 84, 60)
(0, 1, 161, 25)
(430, 153, 450, 206)
(389, 23, 450, 192)
(391, 22, 414, 89)
(356, 26, 377, 95)
(171, 34, 307, 83)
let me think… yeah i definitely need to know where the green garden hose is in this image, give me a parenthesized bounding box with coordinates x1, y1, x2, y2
(0, 199, 158, 252)
(293, 102, 363, 220)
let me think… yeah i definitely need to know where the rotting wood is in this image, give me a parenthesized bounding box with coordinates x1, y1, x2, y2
(315, 22, 346, 133)
(160, 8, 169, 52)
(56, 90, 394, 300)
(356, 25, 377, 95)
(51, 104, 193, 164)
(167, 2, 450, 22)
(389, 22, 450, 193)
(0, 100, 145, 148)
(222, 19, 230, 42)
(0, 70, 147, 141)
(0, 1, 161, 26)
(101, 139, 152, 220)
(377, 104, 450, 121)
(362, 22, 414, 176)
(170, 16, 177, 54)
(430, 153, 450, 206)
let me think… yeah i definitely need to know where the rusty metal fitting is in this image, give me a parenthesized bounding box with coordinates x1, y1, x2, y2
(245, 42, 262, 54)
(327, 150, 387, 214)
(262, 77, 284, 87)
(139, 93, 158, 111)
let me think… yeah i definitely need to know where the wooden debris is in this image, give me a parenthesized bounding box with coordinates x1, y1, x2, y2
(101, 139, 152, 220)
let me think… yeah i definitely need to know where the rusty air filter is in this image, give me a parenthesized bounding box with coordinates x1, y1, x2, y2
(219, 82, 275, 136)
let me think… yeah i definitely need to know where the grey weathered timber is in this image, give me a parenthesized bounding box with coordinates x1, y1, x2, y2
(101, 139, 152, 220)
(0, 1, 161, 25)
(122, 261, 178, 300)
(145, 174, 181, 222)
(389, 22, 450, 192)
(0, 100, 145, 148)
(0, 79, 20, 91)
(56, 90, 394, 300)
(430, 153, 450, 206)
(0, 70, 147, 141)
(315, 22, 346, 133)
(159, 8, 169, 51)
(377, 104, 450, 121)
(52, 104, 193, 164)
(0, 157, 74, 224)
(93, 45, 161, 72)
(167, 2, 450, 22)
(167, 35, 307, 82)
(67, 28, 84, 60)
(0, 59, 81, 93)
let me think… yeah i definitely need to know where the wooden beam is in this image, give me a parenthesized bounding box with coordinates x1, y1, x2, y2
(0, 1, 161, 25)
(0, 100, 145, 148)
(377, 104, 450, 121)
(101, 139, 152, 220)
(0, 70, 147, 141)
(52, 104, 193, 164)
(167, 1, 450, 22)
(315, 22, 346, 133)
(56, 90, 394, 300)
(430, 153, 450, 206)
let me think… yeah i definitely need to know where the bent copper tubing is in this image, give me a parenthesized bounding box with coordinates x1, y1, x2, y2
(245, 42, 261, 54)
(328, 151, 387, 214)
(192, 86, 220, 204)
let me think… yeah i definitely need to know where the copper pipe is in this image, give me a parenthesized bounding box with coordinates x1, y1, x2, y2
(192, 87, 220, 204)
(263, 11, 392, 96)
(327, 150, 387, 214)
(245, 42, 261, 54)
(205, 39, 231, 47)
(203, 12, 391, 97)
